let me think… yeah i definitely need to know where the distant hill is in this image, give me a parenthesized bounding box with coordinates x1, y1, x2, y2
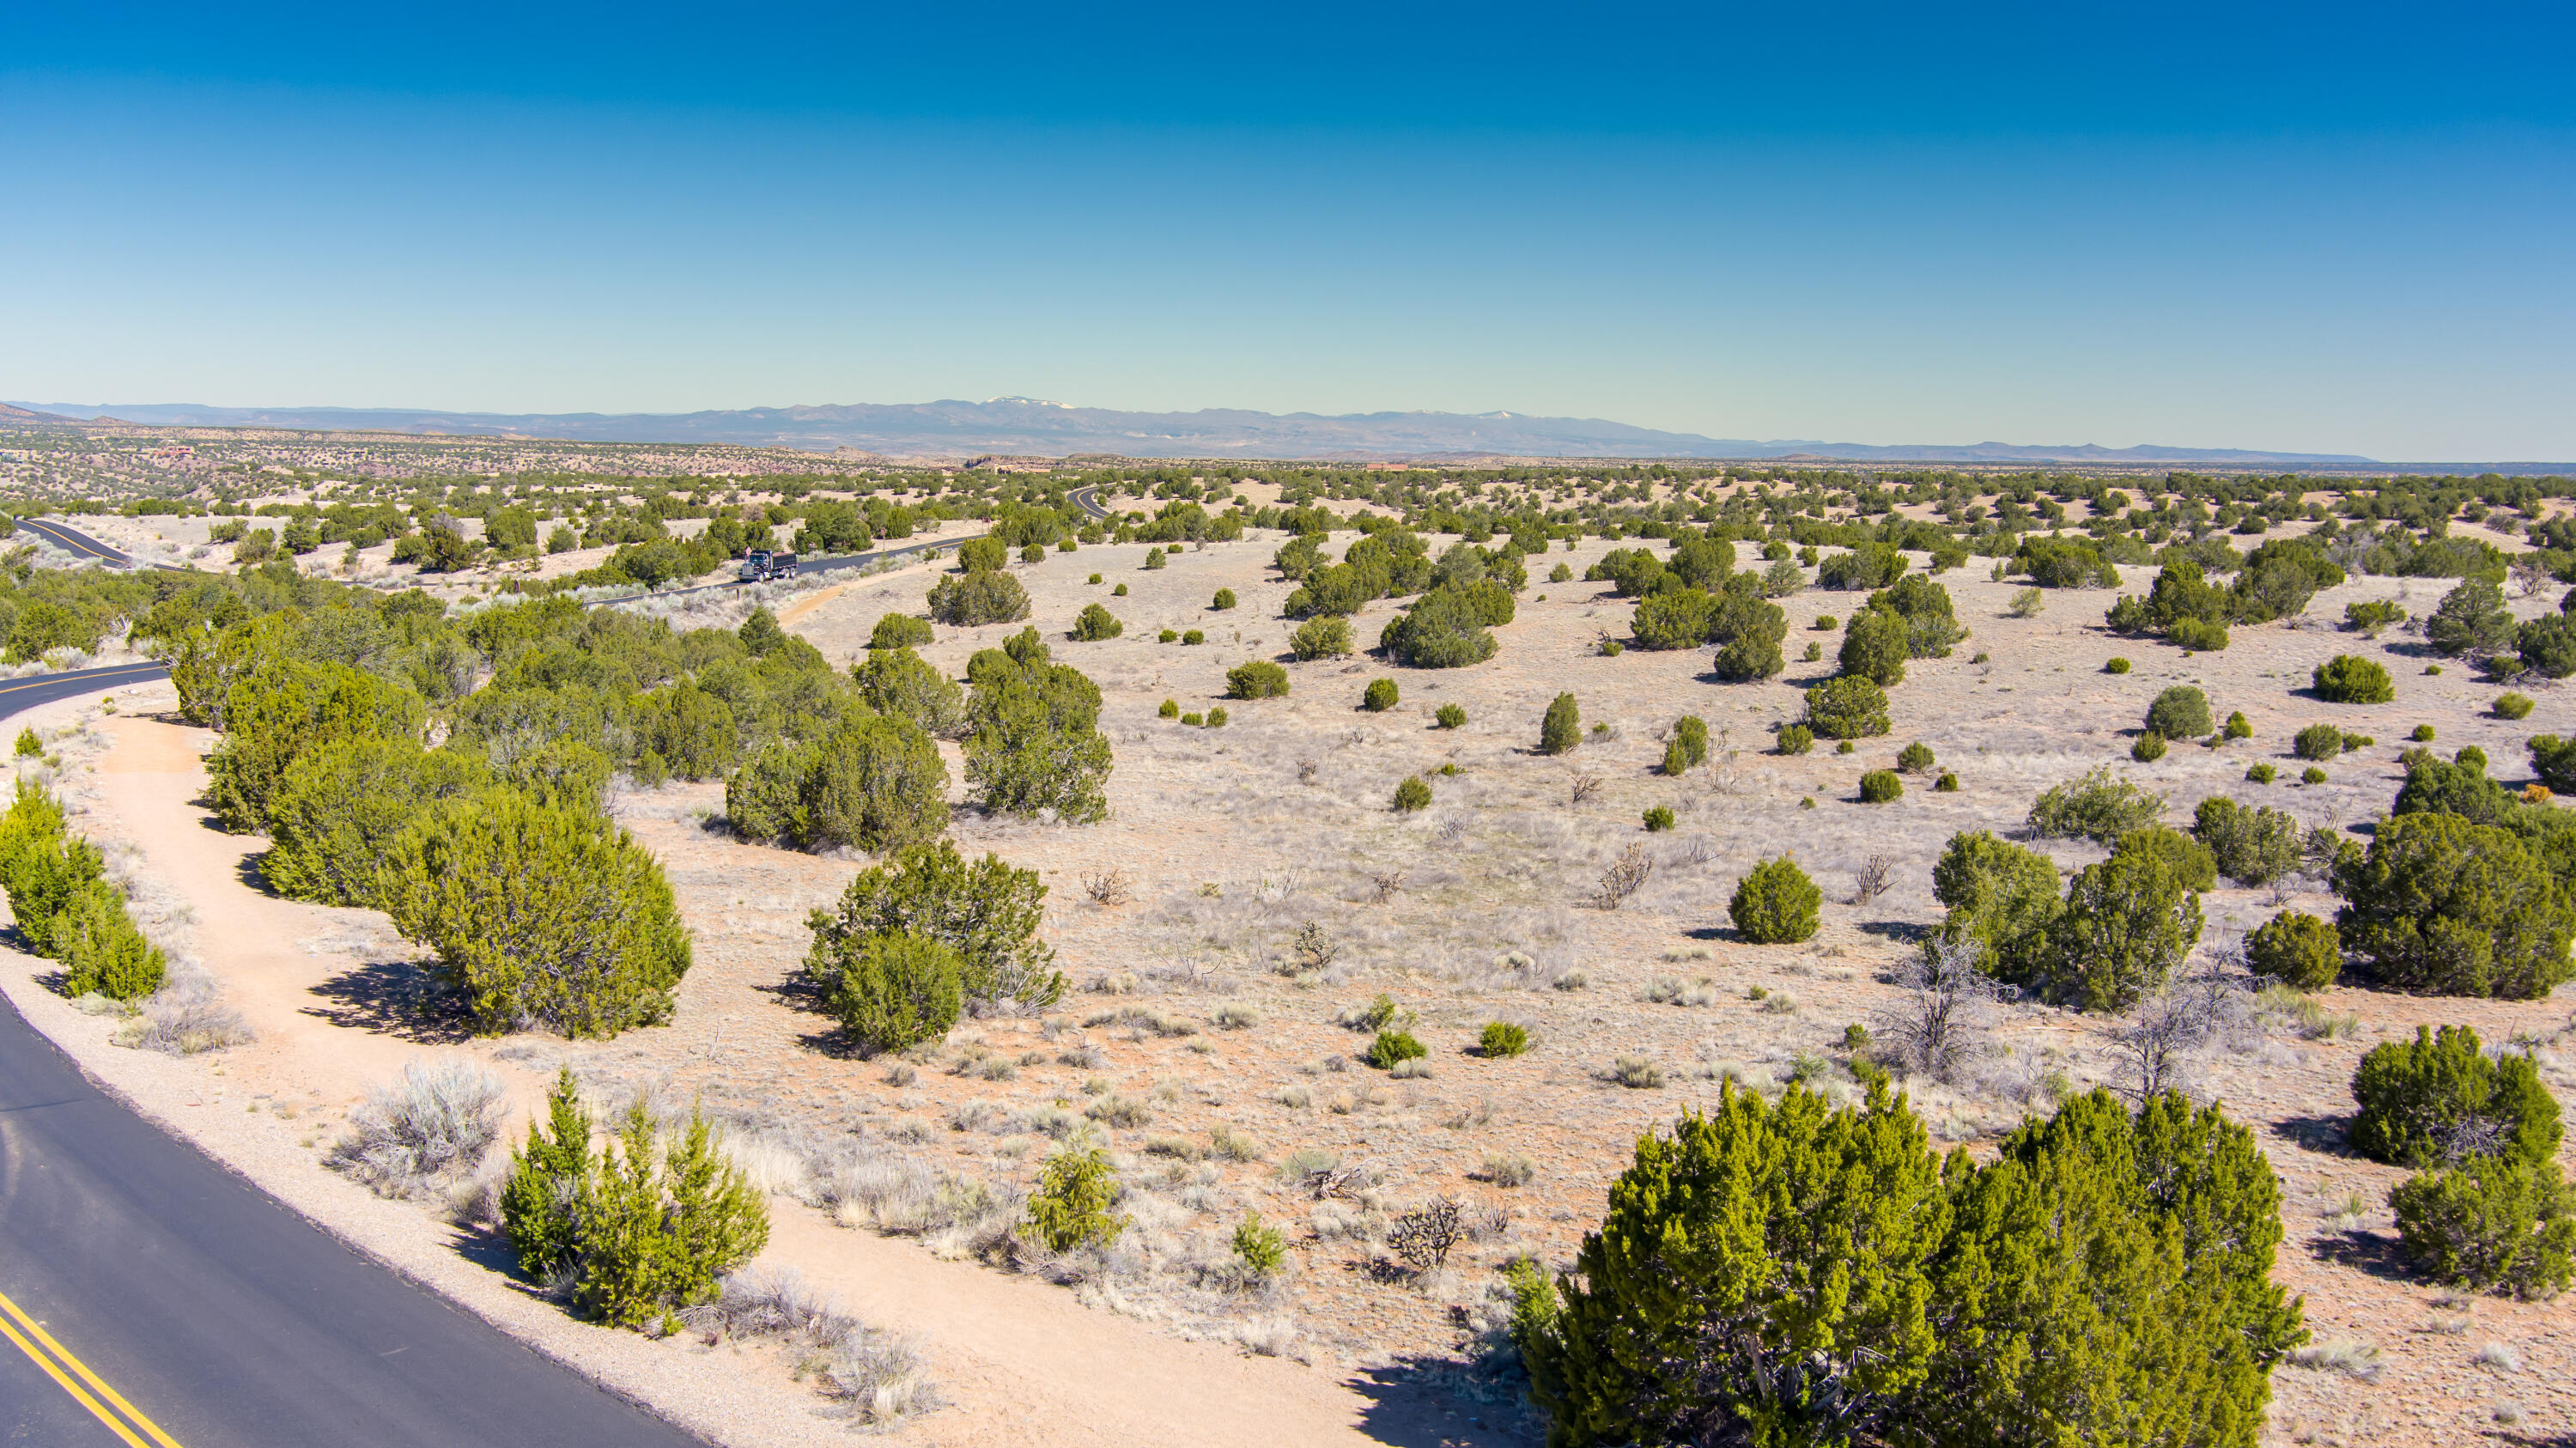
(6, 396, 2384, 465)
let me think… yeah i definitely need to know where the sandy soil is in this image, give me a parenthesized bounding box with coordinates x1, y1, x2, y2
(7, 522, 2573, 1446)
(3, 680, 1481, 1448)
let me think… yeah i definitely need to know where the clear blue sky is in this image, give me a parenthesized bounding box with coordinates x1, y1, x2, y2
(6, 1, 2573, 459)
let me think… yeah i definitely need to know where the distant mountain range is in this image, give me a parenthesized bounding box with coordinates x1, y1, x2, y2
(2, 396, 2386, 465)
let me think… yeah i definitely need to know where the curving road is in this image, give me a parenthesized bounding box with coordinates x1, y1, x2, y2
(18, 516, 140, 568)
(0, 666, 706, 1448)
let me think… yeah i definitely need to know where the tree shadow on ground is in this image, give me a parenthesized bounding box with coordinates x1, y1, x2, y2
(1344, 1351, 1542, 1448)
(440, 1220, 562, 1305)
(304, 958, 477, 1044)
(2309, 1227, 2416, 1286)
(2270, 1113, 2356, 1158)
(1857, 920, 1931, 945)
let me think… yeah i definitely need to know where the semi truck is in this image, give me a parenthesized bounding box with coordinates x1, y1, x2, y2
(737, 549, 799, 582)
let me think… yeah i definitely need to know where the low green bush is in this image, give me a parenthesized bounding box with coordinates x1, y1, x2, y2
(1435, 703, 1466, 729)
(2350, 1024, 2561, 1169)
(927, 568, 1032, 626)
(1516, 1086, 2305, 1448)
(1479, 1021, 1531, 1057)
(2534, 735, 2576, 794)
(2026, 765, 2164, 843)
(2041, 834, 2205, 1010)
(2166, 617, 2230, 651)
(2144, 685, 2212, 739)
(1024, 1147, 1125, 1252)
(2301, 766, 2328, 784)
(1366, 1030, 1428, 1069)
(868, 612, 935, 650)
(820, 931, 964, 1054)
(1363, 678, 1399, 712)
(1539, 693, 1581, 754)
(2131, 731, 2167, 762)
(2492, 691, 2534, 721)
(2105, 657, 2130, 673)
(2313, 654, 2395, 703)
(1730, 857, 1820, 943)
(2192, 795, 2301, 885)
(2224, 710, 2252, 739)
(2246, 910, 2340, 989)
(1232, 1212, 1285, 1276)
(1225, 660, 1290, 698)
(380, 790, 691, 1038)
(2332, 811, 2576, 998)
(1934, 771, 1959, 792)
(1643, 806, 1677, 830)
(58, 883, 167, 1001)
(1801, 675, 1891, 739)
(1859, 770, 1903, 803)
(1182, 628, 1205, 645)
(2246, 763, 2277, 783)
(1212, 588, 1236, 610)
(1158, 698, 1178, 718)
(1776, 724, 1814, 756)
(1392, 776, 1432, 812)
(1897, 741, 1935, 774)
(1206, 706, 1228, 727)
(1674, 715, 1709, 764)
(504, 1075, 769, 1328)
(2390, 1152, 2575, 1299)
(1289, 615, 1353, 660)
(2410, 724, 2434, 742)
(2293, 722, 2344, 761)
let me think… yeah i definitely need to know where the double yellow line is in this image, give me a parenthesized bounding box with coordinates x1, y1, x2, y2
(0, 1287, 186, 1447)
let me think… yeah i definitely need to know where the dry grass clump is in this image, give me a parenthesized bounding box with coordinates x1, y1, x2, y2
(2286, 1337, 2385, 1384)
(1608, 1055, 1665, 1089)
(683, 1269, 942, 1426)
(113, 992, 254, 1056)
(327, 1057, 507, 1200)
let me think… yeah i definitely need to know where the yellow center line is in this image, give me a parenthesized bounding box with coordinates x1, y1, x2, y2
(0, 1288, 186, 1448)
(0, 665, 170, 697)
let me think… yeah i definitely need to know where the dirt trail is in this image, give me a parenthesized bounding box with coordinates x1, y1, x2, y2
(96, 714, 415, 1105)
(63, 711, 1437, 1448)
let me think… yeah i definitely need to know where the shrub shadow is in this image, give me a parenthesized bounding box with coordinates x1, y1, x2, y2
(1857, 921, 1931, 946)
(303, 958, 477, 1044)
(1345, 1351, 1540, 1447)
(2270, 1113, 2356, 1157)
(2308, 1227, 2416, 1285)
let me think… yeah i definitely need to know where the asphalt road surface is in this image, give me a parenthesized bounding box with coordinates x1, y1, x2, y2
(616, 479, 1117, 603)
(0, 667, 706, 1448)
(16, 484, 1120, 605)
(16, 517, 138, 568)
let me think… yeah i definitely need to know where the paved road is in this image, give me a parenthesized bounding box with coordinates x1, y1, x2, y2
(21, 486, 1121, 605)
(18, 516, 139, 568)
(0, 669, 706, 1448)
(598, 480, 1119, 606)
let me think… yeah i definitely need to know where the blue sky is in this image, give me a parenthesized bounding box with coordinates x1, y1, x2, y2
(6, 2, 2573, 459)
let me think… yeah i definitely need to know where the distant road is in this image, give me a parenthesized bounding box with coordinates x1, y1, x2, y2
(601, 480, 1117, 605)
(15, 484, 1117, 607)
(0, 666, 708, 1448)
(19, 517, 137, 567)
